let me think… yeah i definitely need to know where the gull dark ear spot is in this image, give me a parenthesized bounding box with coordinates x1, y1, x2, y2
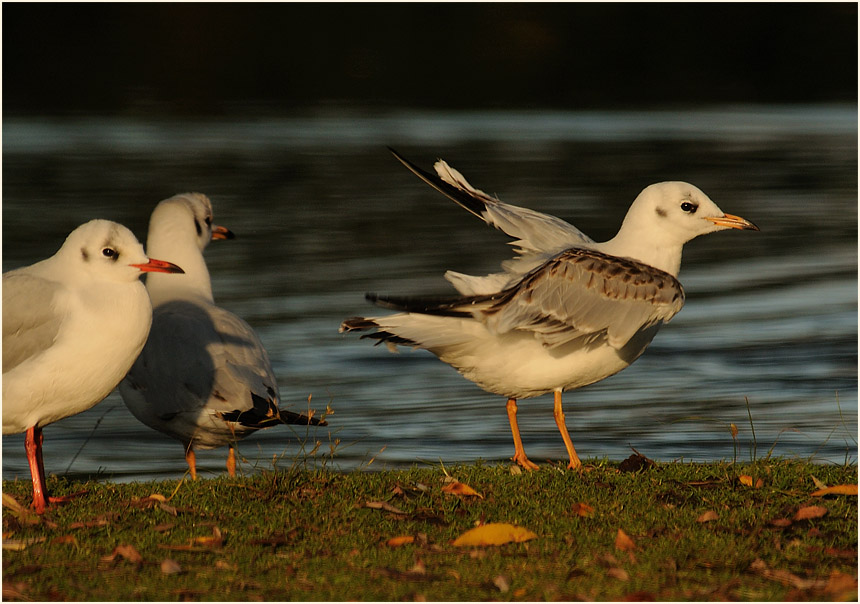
(81, 247, 90, 261)
(655, 207, 667, 218)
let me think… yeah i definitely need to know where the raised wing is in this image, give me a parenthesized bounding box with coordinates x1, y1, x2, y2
(483, 248, 685, 349)
(390, 148, 594, 254)
(2, 272, 64, 372)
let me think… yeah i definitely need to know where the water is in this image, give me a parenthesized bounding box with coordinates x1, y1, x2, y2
(2, 105, 857, 482)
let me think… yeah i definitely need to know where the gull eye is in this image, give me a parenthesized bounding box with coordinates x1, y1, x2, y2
(102, 247, 119, 261)
(204, 215, 213, 227)
(680, 201, 697, 214)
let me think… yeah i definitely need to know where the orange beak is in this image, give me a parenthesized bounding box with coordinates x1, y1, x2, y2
(211, 225, 235, 241)
(705, 213, 759, 231)
(131, 258, 185, 274)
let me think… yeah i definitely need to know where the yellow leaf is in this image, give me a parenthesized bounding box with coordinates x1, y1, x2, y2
(614, 528, 636, 551)
(811, 484, 858, 497)
(739, 475, 753, 486)
(730, 423, 738, 438)
(794, 505, 827, 520)
(452, 523, 537, 547)
(571, 502, 594, 517)
(441, 481, 483, 498)
(148, 493, 168, 502)
(386, 535, 415, 547)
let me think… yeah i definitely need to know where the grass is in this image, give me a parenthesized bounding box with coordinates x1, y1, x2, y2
(2, 459, 857, 601)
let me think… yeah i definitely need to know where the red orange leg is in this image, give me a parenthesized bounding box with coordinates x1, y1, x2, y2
(553, 391, 582, 469)
(506, 398, 540, 471)
(226, 446, 237, 477)
(25, 426, 49, 514)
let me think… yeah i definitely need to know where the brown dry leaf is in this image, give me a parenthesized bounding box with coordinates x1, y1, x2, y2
(2, 537, 46, 551)
(823, 570, 858, 598)
(607, 567, 629, 581)
(738, 475, 754, 487)
(51, 535, 78, 546)
(696, 510, 718, 523)
(148, 493, 168, 502)
(193, 526, 223, 548)
(794, 505, 827, 520)
(769, 518, 793, 527)
(160, 559, 183, 575)
(386, 535, 415, 547)
(452, 523, 537, 547)
(811, 484, 858, 497)
(571, 502, 595, 517)
(749, 558, 823, 590)
(614, 528, 636, 552)
(441, 481, 483, 499)
(2, 494, 41, 526)
(754, 477, 764, 488)
(152, 523, 175, 533)
(364, 500, 407, 515)
(101, 544, 144, 567)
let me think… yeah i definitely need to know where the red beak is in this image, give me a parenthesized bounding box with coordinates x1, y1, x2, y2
(131, 258, 185, 274)
(211, 225, 235, 241)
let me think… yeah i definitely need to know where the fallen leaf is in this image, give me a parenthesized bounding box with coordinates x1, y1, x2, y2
(101, 544, 143, 567)
(823, 569, 858, 598)
(811, 484, 858, 497)
(571, 502, 595, 517)
(696, 510, 718, 523)
(160, 559, 183, 575)
(618, 452, 655, 473)
(452, 523, 537, 547)
(148, 493, 168, 502)
(749, 558, 824, 590)
(607, 567, 629, 581)
(152, 523, 175, 533)
(2, 537, 46, 551)
(492, 574, 511, 593)
(441, 481, 483, 498)
(614, 528, 636, 552)
(386, 535, 415, 547)
(810, 474, 828, 490)
(364, 500, 407, 515)
(51, 535, 78, 546)
(755, 477, 764, 488)
(739, 475, 754, 487)
(769, 518, 793, 527)
(794, 505, 827, 520)
(193, 526, 223, 548)
(730, 423, 738, 438)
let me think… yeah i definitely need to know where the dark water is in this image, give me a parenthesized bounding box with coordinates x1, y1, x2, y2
(2, 106, 857, 482)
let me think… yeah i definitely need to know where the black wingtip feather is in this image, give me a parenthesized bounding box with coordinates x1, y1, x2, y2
(388, 147, 487, 220)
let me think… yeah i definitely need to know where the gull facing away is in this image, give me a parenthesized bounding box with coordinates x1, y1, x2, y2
(120, 193, 327, 479)
(3, 220, 184, 512)
(341, 150, 759, 470)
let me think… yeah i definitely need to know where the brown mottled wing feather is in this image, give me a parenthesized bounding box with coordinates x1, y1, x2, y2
(483, 248, 685, 349)
(2, 272, 65, 372)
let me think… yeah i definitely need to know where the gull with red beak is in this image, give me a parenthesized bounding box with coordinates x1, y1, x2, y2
(342, 150, 759, 471)
(3, 219, 184, 513)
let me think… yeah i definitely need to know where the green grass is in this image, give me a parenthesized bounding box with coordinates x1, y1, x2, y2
(3, 459, 857, 601)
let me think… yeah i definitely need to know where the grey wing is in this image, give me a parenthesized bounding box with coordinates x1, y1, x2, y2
(483, 248, 685, 349)
(126, 300, 278, 421)
(2, 272, 65, 372)
(391, 149, 594, 254)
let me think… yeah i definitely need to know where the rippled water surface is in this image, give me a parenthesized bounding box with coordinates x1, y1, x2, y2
(3, 106, 857, 481)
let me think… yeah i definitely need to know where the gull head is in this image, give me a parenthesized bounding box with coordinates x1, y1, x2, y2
(624, 181, 758, 245)
(58, 219, 183, 283)
(603, 181, 758, 276)
(148, 193, 234, 253)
